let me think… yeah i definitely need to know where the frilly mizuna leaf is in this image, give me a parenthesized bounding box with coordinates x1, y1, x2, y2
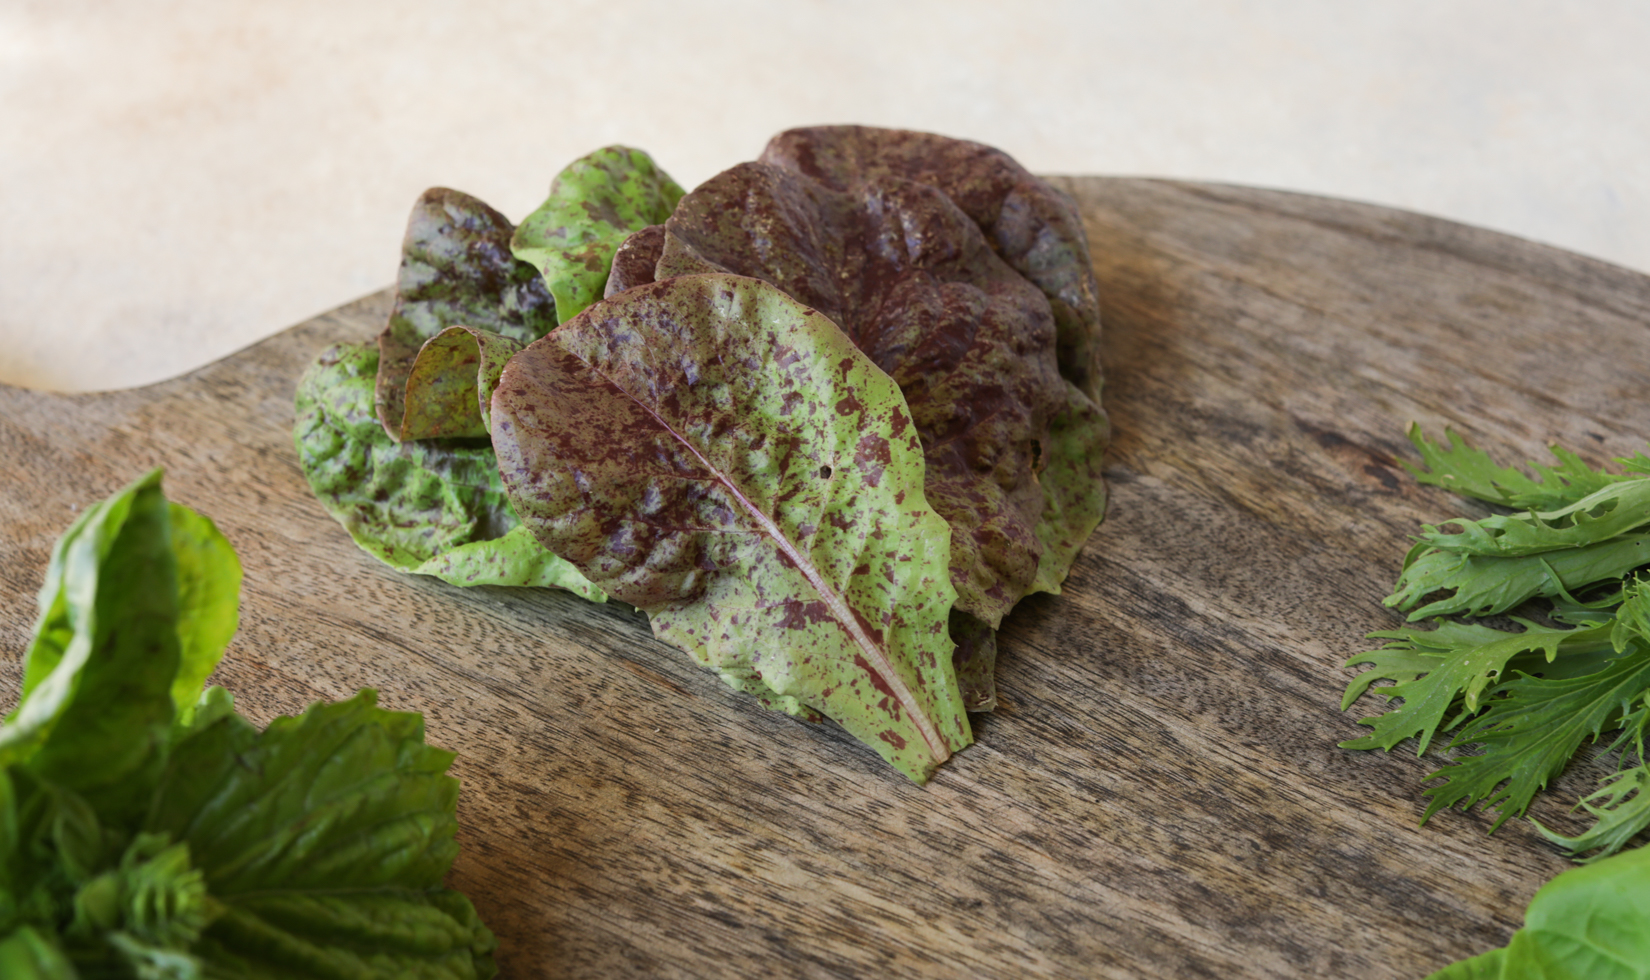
(510, 146, 685, 323)
(491, 274, 970, 781)
(400, 326, 525, 440)
(375, 188, 558, 440)
(654, 144, 1101, 628)
(294, 341, 603, 599)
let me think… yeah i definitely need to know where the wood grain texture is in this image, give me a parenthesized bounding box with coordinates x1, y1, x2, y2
(4, 177, 1649, 978)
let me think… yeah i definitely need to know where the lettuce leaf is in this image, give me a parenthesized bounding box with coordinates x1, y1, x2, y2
(491, 274, 970, 780)
(375, 188, 559, 441)
(294, 341, 603, 598)
(510, 146, 685, 322)
(653, 129, 1108, 629)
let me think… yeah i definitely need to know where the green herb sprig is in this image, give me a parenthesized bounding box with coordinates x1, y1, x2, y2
(1342, 425, 1650, 862)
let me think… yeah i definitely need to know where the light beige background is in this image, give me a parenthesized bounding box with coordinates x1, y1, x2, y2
(3, 0, 1647, 392)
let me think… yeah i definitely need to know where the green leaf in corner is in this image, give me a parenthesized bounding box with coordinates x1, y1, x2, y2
(1, 471, 181, 821)
(293, 340, 603, 600)
(1427, 844, 1650, 980)
(147, 691, 497, 979)
(511, 146, 685, 322)
(492, 274, 970, 781)
(0, 925, 76, 979)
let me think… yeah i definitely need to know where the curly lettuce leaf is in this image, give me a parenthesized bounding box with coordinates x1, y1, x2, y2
(1422, 641, 1650, 831)
(510, 146, 685, 323)
(492, 274, 970, 781)
(1405, 424, 1645, 512)
(294, 341, 603, 599)
(1425, 844, 1650, 980)
(375, 188, 558, 440)
(1415, 479, 1650, 558)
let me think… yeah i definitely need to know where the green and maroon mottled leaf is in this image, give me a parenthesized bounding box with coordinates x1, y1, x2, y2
(400, 326, 525, 440)
(652, 144, 1105, 627)
(491, 274, 970, 781)
(949, 610, 999, 711)
(295, 342, 603, 599)
(510, 147, 684, 323)
(375, 188, 558, 440)
(759, 125, 1105, 402)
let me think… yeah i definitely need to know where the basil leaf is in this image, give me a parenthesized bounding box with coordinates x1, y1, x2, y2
(510, 146, 684, 322)
(1426, 844, 1650, 980)
(148, 691, 496, 978)
(1, 472, 180, 821)
(493, 274, 971, 780)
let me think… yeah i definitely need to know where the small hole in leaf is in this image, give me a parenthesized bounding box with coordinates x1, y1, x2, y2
(819, 465, 833, 479)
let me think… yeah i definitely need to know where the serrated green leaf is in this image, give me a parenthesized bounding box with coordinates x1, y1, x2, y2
(1421, 642, 1650, 830)
(1536, 763, 1650, 862)
(1406, 424, 1641, 511)
(145, 691, 496, 978)
(510, 146, 684, 323)
(1341, 621, 1613, 754)
(1416, 479, 1650, 558)
(293, 341, 603, 600)
(493, 274, 970, 781)
(1387, 533, 1650, 620)
(375, 188, 558, 441)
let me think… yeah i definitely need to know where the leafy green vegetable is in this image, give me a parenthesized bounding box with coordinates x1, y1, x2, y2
(510, 146, 685, 323)
(1342, 428, 1650, 860)
(1425, 844, 1650, 980)
(294, 341, 603, 597)
(0, 472, 497, 978)
(375, 187, 559, 441)
(491, 274, 970, 781)
(1404, 423, 1641, 512)
(297, 129, 1112, 780)
(654, 128, 1109, 629)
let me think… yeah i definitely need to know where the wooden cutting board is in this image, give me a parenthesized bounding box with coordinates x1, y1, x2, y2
(4, 177, 1649, 979)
